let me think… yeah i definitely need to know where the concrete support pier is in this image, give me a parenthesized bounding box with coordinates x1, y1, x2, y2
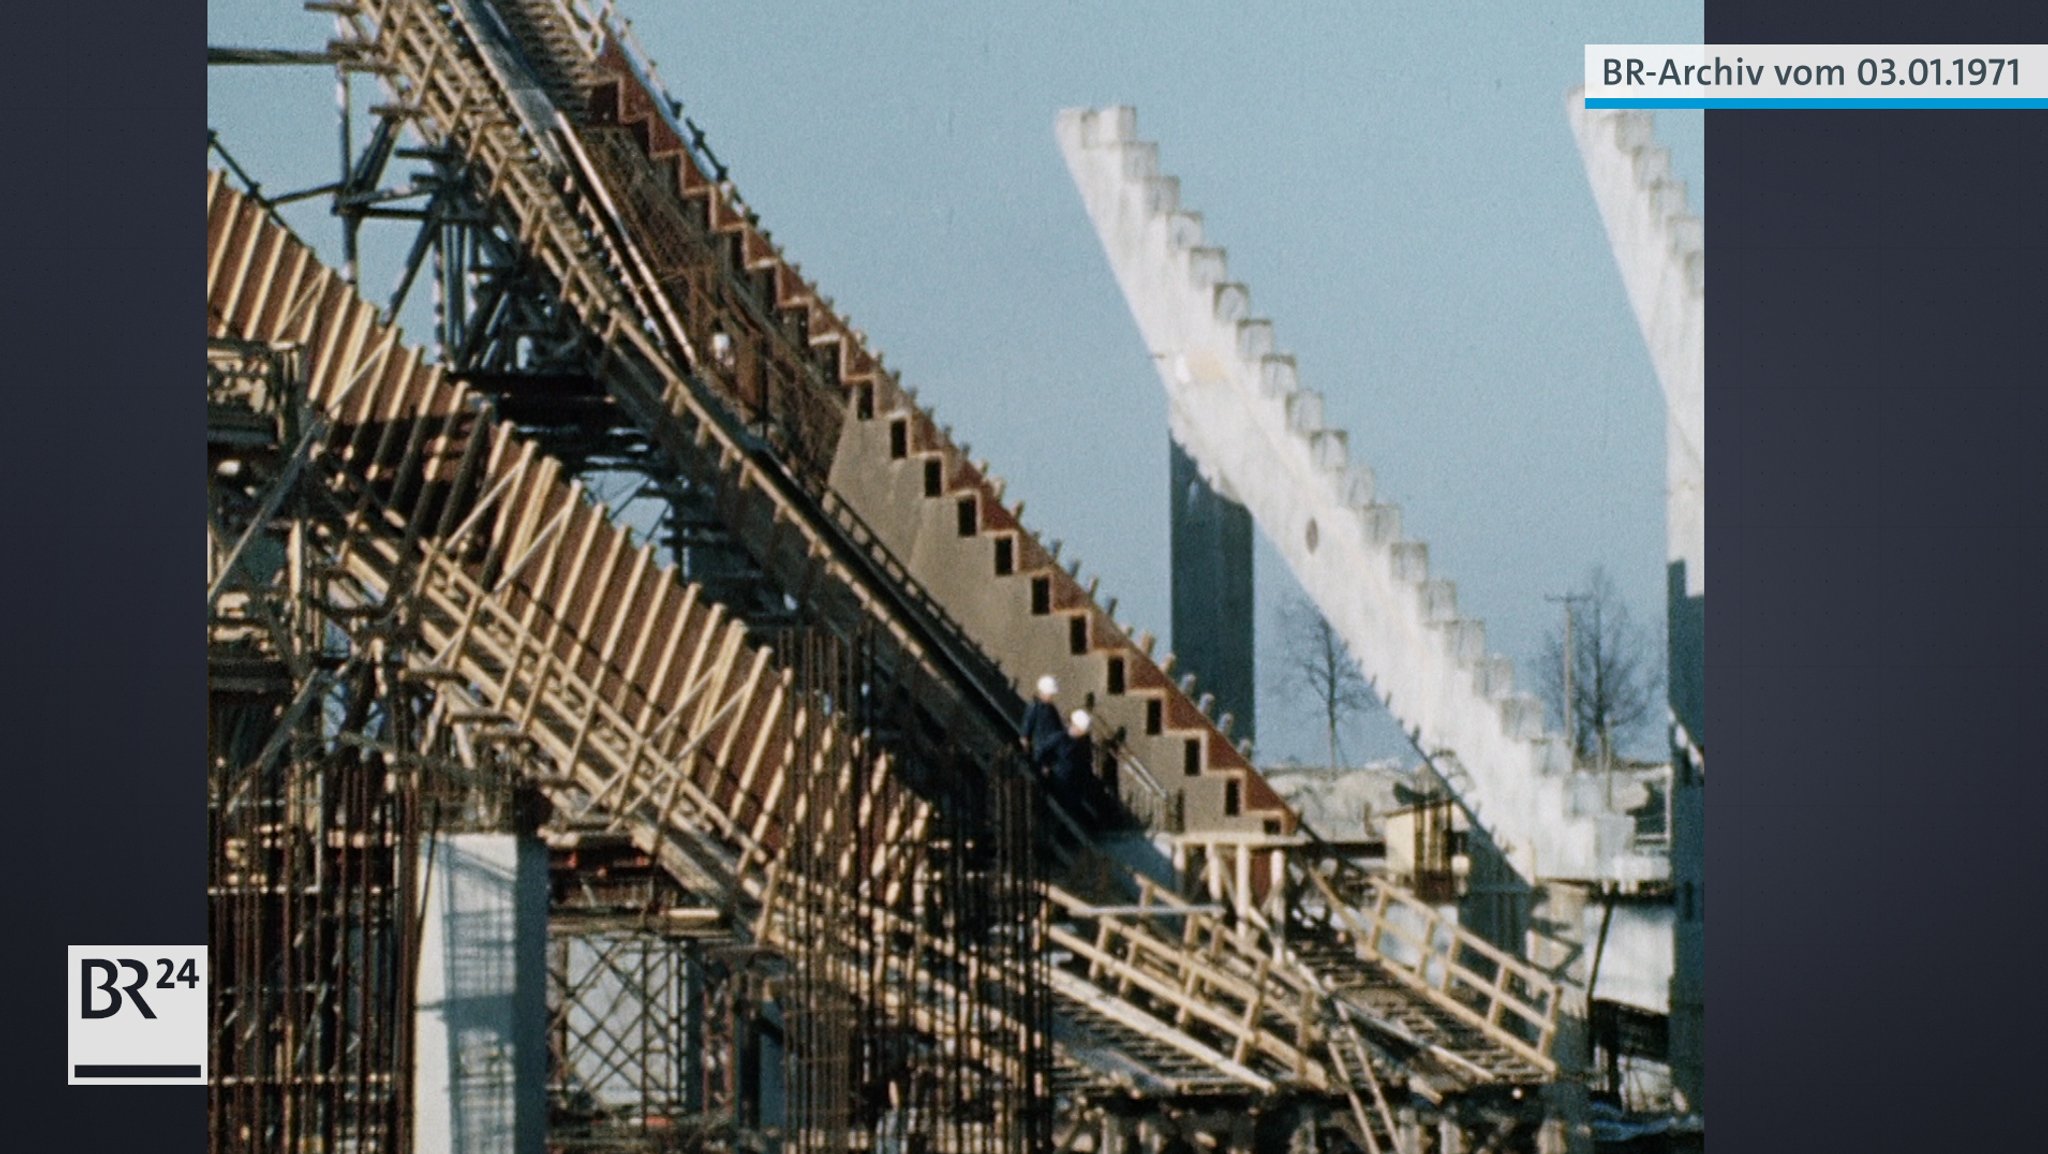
(414, 833, 550, 1154)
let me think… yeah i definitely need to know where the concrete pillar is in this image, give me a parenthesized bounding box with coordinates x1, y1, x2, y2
(1101, 1112, 1131, 1154)
(1170, 438, 1255, 745)
(1396, 1106, 1427, 1154)
(1529, 881, 1593, 1154)
(414, 832, 549, 1154)
(1285, 1107, 1319, 1154)
(1227, 1110, 1255, 1154)
(1666, 560, 1705, 1111)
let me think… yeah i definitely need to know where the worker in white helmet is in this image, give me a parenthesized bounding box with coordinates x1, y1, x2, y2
(1051, 708, 1100, 825)
(1019, 674, 1064, 771)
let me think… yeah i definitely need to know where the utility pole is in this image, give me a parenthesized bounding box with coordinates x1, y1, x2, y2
(1546, 592, 1590, 768)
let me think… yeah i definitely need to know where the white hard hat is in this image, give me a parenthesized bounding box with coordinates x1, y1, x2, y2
(1036, 675, 1059, 697)
(1069, 710, 1091, 731)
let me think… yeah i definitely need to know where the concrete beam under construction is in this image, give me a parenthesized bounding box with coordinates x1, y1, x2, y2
(1565, 92, 1706, 1110)
(1057, 105, 1661, 887)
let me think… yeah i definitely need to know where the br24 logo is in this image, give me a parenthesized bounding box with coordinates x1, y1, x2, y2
(79, 957, 201, 1019)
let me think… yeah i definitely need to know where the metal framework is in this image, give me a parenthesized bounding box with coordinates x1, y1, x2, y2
(210, 338, 427, 1153)
(208, 174, 1071, 1152)
(203, 4, 1597, 1150)
(545, 836, 716, 1146)
(209, 335, 534, 1150)
(208, 144, 1569, 1151)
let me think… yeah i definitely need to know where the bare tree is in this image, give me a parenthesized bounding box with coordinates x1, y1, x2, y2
(1274, 594, 1377, 770)
(1539, 566, 1662, 769)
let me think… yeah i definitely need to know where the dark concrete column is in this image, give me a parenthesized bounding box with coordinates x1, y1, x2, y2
(1170, 438, 1256, 745)
(1667, 560, 1705, 1110)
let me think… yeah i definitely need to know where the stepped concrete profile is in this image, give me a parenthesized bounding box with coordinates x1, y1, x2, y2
(1057, 106, 1665, 889)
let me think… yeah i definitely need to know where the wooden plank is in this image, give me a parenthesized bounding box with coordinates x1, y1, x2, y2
(516, 502, 602, 731)
(574, 533, 641, 707)
(266, 248, 325, 344)
(251, 242, 313, 340)
(729, 675, 787, 825)
(364, 347, 429, 487)
(564, 516, 629, 675)
(214, 201, 271, 336)
(665, 601, 728, 748)
(600, 545, 659, 706)
(1044, 931, 1297, 1087)
(635, 582, 697, 726)
(745, 707, 804, 850)
(385, 376, 456, 536)
(234, 216, 290, 339)
(423, 398, 491, 541)
(708, 648, 772, 794)
(203, 175, 243, 304)
(579, 661, 720, 821)
(1232, 959, 1270, 1065)
(683, 623, 746, 773)
(609, 585, 695, 792)
(306, 299, 372, 410)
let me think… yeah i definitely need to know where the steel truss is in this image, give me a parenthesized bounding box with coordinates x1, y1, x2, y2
(320, 105, 807, 646)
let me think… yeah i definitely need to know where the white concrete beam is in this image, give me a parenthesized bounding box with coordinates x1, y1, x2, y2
(1565, 91, 1705, 597)
(1057, 107, 1665, 886)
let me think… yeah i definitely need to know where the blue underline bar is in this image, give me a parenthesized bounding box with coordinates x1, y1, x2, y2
(1586, 97, 2048, 109)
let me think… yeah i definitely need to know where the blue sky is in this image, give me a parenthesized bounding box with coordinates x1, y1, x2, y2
(208, 1, 1703, 766)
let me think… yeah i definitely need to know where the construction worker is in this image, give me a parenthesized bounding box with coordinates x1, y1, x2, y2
(1019, 674, 1065, 770)
(1052, 709, 1098, 825)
